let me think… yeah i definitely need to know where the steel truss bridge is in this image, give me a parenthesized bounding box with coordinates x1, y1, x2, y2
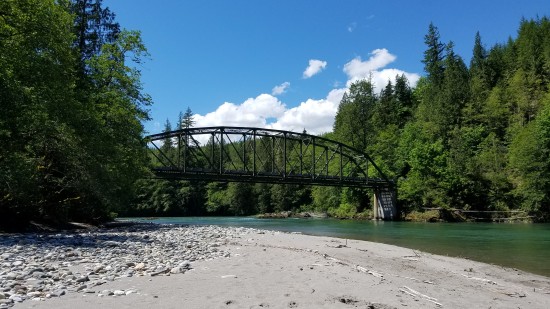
(146, 126, 394, 189)
(145, 126, 397, 219)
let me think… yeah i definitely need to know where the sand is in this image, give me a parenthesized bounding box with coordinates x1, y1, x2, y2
(15, 229, 550, 309)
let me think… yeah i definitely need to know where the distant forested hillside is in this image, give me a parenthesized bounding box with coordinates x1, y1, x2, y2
(134, 18, 550, 221)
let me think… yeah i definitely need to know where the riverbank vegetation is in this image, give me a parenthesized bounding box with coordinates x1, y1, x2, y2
(0, 0, 151, 230)
(2, 0, 550, 229)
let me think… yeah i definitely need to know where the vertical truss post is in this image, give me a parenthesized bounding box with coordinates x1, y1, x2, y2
(271, 136, 275, 174)
(182, 132, 187, 172)
(219, 129, 224, 174)
(299, 139, 303, 175)
(253, 130, 256, 176)
(211, 132, 215, 170)
(312, 137, 316, 179)
(283, 132, 287, 178)
(177, 134, 181, 169)
(242, 133, 247, 172)
(339, 144, 343, 181)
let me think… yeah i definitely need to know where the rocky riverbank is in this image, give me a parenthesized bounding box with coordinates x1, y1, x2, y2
(256, 211, 329, 219)
(2, 224, 550, 308)
(0, 224, 254, 308)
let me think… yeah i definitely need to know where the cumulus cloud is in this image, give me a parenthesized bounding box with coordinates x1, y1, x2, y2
(194, 94, 286, 128)
(343, 48, 420, 91)
(191, 89, 345, 139)
(272, 82, 290, 96)
(303, 59, 327, 79)
(189, 48, 420, 139)
(269, 88, 346, 134)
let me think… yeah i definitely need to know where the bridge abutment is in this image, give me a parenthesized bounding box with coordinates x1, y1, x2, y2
(373, 188, 397, 220)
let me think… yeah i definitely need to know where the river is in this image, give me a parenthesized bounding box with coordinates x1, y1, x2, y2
(121, 217, 550, 277)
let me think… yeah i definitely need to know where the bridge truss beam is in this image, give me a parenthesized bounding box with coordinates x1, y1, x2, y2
(146, 126, 393, 190)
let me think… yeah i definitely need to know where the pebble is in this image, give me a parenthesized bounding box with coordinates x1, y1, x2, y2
(0, 225, 263, 307)
(113, 290, 125, 296)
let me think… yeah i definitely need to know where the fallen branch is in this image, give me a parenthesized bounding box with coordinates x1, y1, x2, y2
(461, 274, 497, 285)
(356, 265, 384, 278)
(399, 286, 443, 307)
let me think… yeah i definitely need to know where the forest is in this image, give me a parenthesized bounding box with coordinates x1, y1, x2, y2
(2, 0, 550, 229)
(0, 0, 151, 229)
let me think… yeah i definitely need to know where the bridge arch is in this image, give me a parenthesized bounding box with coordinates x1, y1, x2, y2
(145, 126, 397, 219)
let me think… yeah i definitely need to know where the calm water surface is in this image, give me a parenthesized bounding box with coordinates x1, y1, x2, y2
(122, 217, 550, 277)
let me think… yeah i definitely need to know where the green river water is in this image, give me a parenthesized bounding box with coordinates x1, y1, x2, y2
(123, 217, 550, 277)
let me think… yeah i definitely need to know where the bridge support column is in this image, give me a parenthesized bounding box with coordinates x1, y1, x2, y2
(373, 188, 397, 220)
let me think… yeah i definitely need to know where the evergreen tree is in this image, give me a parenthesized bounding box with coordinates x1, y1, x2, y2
(333, 79, 377, 152)
(394, 74, 415, 127)
(69, 0, 120, 72)
(422, 23, 446, 86)
(182, 107, 196, 129)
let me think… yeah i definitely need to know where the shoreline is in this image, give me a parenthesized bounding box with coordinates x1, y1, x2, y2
(2, 224, 549, 308)
(117, 217, 550, 277)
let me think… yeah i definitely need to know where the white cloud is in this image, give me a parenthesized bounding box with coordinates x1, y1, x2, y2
(272, 82, 290, 96)
(343, 48, 420, 91)
(269, 88, 346, 134)
(303, 59, 327, 79)
(188, 48, 419, 140)
(194, 94, 286, 129)
(343, 48, 396, 77)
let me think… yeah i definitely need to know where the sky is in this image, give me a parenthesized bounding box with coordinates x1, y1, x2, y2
(104, 0, 549, 136)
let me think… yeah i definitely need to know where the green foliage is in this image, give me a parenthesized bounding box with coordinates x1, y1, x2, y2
(327, 203, 357, 219)
(310, 186, 341, 212)
(0, 0, 151, 228)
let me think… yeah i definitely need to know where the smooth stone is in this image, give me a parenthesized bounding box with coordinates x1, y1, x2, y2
(113, 290, 125, 296)
(5, 273, 17, 280)
(8, 295, 23, 302)
(26, 292, 42, 298)
(134, 263, 146, 270)
(170, 267, 182, 274)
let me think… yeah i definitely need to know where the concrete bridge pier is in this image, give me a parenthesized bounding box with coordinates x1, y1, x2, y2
(373, 188, 397, 220)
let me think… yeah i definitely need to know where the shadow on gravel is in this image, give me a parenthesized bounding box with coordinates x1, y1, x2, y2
(0, 222, 184, 249)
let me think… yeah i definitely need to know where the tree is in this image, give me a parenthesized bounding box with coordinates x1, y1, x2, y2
(1, 0, 153, 228)
(0, 0, 82, 227)
(334, 79, 377, 152)
(441, 41, 470, 128)
(374, 80, 396, 127)
(465, 32, 490, 123)
(69, 0, 120, 74)
(394, 74, 415, 127)
(422, 23, 446, 87)
(161, 119, 173, 152)
(227, 182, 257, 215)
(181, 107, 195, 129)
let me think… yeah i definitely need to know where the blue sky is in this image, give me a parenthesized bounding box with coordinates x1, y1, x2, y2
(104, 0, 549, 135)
